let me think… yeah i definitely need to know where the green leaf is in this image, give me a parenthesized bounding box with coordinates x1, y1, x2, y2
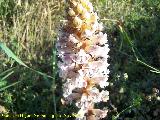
(0, 80, 7, 88)
(0, 43, 28, 67)
(0, 67, 15, 77)
(0, 42, 54, 79)
(0, 80, 22, 92)
(0, 69, 14, 90)
(0, 0, 4, 5)
(1, 71, 14, 81)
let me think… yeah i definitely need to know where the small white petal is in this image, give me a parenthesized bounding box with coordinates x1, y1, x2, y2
(69, 34, 79, 43)
(100, 90, 109, 102)
(84, 30, 93, 37)
(72, 49, 91, 64)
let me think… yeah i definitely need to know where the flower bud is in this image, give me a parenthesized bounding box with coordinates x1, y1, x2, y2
(73, 16, 82, 28)
(68, 8, 76, 16)
(77, 4, 84, 14)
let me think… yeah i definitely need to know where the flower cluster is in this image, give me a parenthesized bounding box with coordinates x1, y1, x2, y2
(56, 0, 110, 119)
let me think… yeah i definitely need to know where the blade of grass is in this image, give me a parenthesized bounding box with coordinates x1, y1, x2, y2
(0, 42, 54, 79)
(52, 42, 57, 120)
(118, 25, 146, 61)
(137, 59, 160, 73)
(112, 95, 142, 120)
(118, 26, 160, 74)
(1, 71, 14, 81)
(0, 80, 22, 92)
(0, 67, 15, 77)
(0, 71, 14, 91)
(28, 67, 54, 79)
(150, 70, 160, 74)
(0, 42, 28, 67)
(112, 104, 135, 120)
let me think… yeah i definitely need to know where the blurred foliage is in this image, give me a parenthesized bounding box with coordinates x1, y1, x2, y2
(0, 0, 160, 120)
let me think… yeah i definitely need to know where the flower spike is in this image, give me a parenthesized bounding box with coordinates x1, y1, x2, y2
(57, 0, 110, 119)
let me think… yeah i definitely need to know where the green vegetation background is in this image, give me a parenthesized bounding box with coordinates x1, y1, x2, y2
(0, 0, 160, 120)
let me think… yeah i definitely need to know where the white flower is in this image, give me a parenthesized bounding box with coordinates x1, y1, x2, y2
(86, 33, 108, 48)
(69, 34, 80, 44)
(88, 45, 110, 58)
(81, 60, 109, 78)
(78, 67, 94, 78)
(86, 2, 93, 12)
(97, 32, 108, 45)
(63, 80, 76, 97)
(89, 76, 109, 88)
(75, 75, 88, 88)
(88, 87, 102, 103)
(97, 22, 104, 31)
(99, 80, 109, 88)
(61, 54, 74, 64)
(76, 93, 90, 109)
(72, 49, 91, 64)
(76, 108, 87, 119)
(91, 21, 99, 31)
(83, 11, 91, 19)
(84, 29, 93, 37)
(100, 90, 109, 102)
(90, 12, 99, 22)
(64, 93, 82, 104)
(58, 62, 76, 79)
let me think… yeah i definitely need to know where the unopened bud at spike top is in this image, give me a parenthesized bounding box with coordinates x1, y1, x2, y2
(68, 8, 76, 16)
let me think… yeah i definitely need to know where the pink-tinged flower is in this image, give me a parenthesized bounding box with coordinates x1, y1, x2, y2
(56, 0, 110, 119)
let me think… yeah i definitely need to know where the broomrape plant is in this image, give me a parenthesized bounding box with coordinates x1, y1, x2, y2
(56, 0, 110, 119)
